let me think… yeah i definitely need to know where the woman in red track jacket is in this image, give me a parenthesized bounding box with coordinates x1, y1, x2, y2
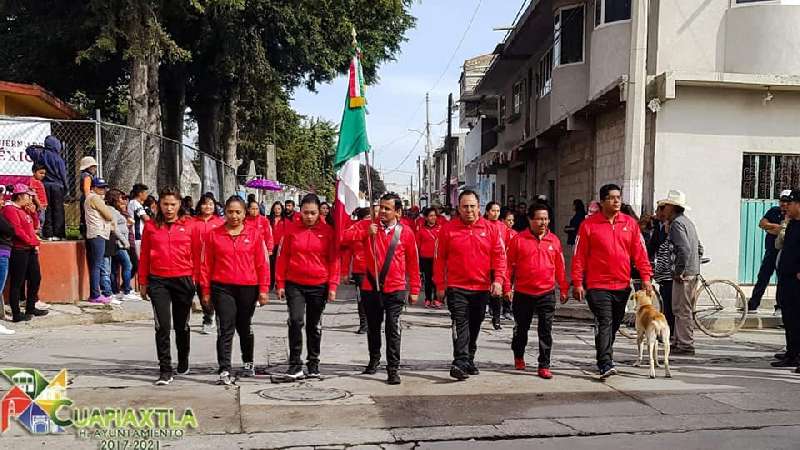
(504, 204, 568, 379)
(200, 196, 269, 385)
(193, 194, 224, 333)
(246, 200, 274, 252)
(416, 207, 442, 308)
(275, 194, 339, 381)
(139, 186, 199, 386)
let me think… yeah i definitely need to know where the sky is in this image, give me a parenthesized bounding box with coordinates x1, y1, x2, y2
(290, 0, 528, 193)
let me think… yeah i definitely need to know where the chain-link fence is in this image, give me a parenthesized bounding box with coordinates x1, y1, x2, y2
(0, 116, 237, 232)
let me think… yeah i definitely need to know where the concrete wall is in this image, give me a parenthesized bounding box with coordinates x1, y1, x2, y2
(552, 64, 590, 124)
(556, 130, 594, 243)
(654, 0, 729, 73)
(589, 21, 630, 99)
(653, 86, 800, 280)
(725, 5, 800, 75)
(593, 107, 626, 195)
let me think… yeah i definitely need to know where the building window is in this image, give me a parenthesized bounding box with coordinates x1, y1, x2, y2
(536, 49, 553, 97)
(595, 0, 631, 26)
(554, 5, 585, 66)
(735, 0, 774, 3)
(511, 80, 524, 119)
(498, 95, 506, 122)
(741, 153, 800, 200)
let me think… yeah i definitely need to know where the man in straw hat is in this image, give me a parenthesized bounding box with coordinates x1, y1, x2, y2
(659, 190, 703, 355)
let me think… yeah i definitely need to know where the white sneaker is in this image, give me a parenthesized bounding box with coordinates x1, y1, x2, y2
(124, 293, 141, 301)
(0, 324, 15, 335)
(34, 301, 50, 310)
(110, 298, 122, 305)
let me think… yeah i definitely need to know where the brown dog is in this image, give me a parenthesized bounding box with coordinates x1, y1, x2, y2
(633, 290, 672, 378)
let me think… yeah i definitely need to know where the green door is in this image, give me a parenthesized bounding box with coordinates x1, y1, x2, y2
(738, 199, 778, 284)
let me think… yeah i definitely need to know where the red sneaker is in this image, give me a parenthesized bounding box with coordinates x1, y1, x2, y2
(537, 368, 553, 379)
(424, 300, 432, 308)
(514, 357, 526, 371)
(433, 300, 444, 309)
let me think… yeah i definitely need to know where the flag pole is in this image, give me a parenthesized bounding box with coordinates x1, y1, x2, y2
(353, 25, 381, 293)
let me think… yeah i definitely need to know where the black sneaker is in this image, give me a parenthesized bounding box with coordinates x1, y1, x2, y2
(492, 319, 502, 330)
(285, 364, 306, 380)
(217, 371, 233, 385)
(387, 369, 401, 385)
(154, 372, 173, 386)
(449, 365, 469, 381)
(362, 359, 380, 375)
(240, 362, 256, 378)
(466, 362, 480, 376)
(599, 365, 618, 379)
(176, 359, 190, 375)
(771, 358, 799, 368)
(28, 308, 49, 317)
(672, 347, 696, 356)
(12, 315, 30, 323)
(306, 362, 321, 379)
(356, 325, 368, 334)
(775, 352, 787, 360)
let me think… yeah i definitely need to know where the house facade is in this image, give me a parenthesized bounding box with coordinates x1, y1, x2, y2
(458, 0, 800, 282)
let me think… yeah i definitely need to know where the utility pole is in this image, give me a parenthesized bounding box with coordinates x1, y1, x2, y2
(445, 93, 453, 208)
(425, 92, 432, 202)
(417, 156, 422, 206)
(410, 175, 415, 206)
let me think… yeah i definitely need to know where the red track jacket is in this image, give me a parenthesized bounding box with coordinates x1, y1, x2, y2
(571, 212, 653, 290)
(2, 204, 39, 249)
(275, 220, 339, 291)
(138, 217, 198, 285)
(246, 215, 274, 252)
(434, 217, 506, 291)
(505, 230, 568, 296)
(416, 221, 442, 259)
(344, 219, 421, 295)
(199, 224, 269, 296)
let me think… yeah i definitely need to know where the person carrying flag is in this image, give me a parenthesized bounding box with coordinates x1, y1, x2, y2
(344, 193, 420, 385)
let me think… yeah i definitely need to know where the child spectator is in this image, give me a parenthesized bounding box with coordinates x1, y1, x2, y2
(29, 164, 48, 235)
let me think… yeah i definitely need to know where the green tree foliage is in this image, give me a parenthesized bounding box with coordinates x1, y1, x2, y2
(275, 118, 338, 200)
(360, 163, 386, 201)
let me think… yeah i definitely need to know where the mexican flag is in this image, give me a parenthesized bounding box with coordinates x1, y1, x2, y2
(333, 42, 370, 244)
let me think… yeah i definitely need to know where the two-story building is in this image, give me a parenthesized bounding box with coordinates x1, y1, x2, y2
(469, 0, 800, 283)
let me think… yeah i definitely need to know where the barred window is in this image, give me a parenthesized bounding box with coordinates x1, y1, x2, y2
(741, 153, 800, 199)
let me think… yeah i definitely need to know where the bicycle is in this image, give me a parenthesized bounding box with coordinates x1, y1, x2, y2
(691, 257, 748, 337)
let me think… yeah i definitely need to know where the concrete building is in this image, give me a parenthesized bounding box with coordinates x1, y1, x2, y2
(470, 0, 800, 282)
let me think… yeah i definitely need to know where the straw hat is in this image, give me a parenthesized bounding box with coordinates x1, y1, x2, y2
(78, 156, 98, 171)
(657, 190, 691, 211)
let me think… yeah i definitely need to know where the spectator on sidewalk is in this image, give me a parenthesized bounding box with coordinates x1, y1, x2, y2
(344, 193, 420, 385)
(505, 204, 569, 379)
(748, 190, 790, 314)
(2, 184, 48, 322)
(564, 199, 586, 253)
(659, 190, 703, 356)
(28, 164, 48, 235)
(181, 196, 195, 216)
(0, 211, 15, 334)
(774, 189, 800, 372)
(572, 184, 652, 379)
(78, 156, 98, 237)
(85, 178, 114, 304)
(651, 205, 675, 336)
(106, 189, 137, 302)
(25, 136, 68, 240)
(139, 186, 199, 386)
(275, 194, 339, 381)
(434, 190, 506, 381)
(512, 201, 528, 232)
(200, 195, 269, 385)
(193, 194, 224, 334)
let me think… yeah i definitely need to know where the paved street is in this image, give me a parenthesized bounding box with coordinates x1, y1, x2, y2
(1, 286, 798, 449)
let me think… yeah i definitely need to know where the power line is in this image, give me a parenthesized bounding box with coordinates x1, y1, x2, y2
(429, 0, 484, 93)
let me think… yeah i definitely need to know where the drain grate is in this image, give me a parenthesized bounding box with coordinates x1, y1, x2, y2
(258, 386, 350, 402)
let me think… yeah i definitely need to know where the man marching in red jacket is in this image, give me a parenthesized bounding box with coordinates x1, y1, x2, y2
(505, 204, 569, 379)
(572, 184, 653, 379)
(435, 190, 506, 381)
(344, 193, 420, 385)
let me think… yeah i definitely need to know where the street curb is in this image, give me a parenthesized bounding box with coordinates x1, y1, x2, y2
(3, 302, 153, 330)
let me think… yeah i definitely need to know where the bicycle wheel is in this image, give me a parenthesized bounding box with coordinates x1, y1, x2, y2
(693, 279, 748, 338)
(619, 289, 663, 339)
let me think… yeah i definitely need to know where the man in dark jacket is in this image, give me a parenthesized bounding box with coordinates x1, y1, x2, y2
(773, 189, 800, 371)
(25, 136, 68, 240)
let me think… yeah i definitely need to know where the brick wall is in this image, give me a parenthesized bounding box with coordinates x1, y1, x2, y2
(593, 107, 626, 194)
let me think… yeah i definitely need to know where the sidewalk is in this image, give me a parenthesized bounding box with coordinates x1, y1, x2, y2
(2, 298, 153, 329)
